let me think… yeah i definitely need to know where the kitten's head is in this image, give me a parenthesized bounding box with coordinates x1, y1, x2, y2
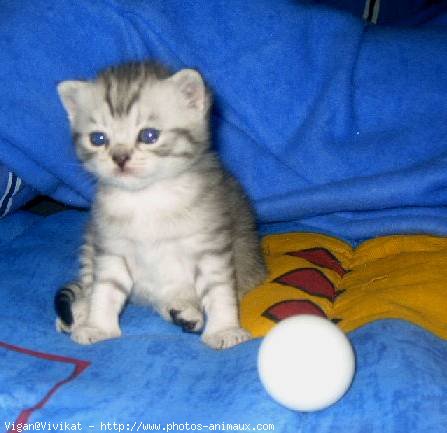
(58, 62, 212, 189)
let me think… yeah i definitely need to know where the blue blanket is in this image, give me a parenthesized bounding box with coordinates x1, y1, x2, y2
(1, 0, 447, 240)
(322, 0, 447, 24)
(1, 210, 447, 431)
(2, 1, 447, 430)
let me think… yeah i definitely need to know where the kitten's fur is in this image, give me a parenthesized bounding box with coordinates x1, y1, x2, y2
(55, 61, 266, 349)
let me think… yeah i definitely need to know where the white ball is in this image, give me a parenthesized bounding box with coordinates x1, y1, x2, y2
(257, 314, 355, 412)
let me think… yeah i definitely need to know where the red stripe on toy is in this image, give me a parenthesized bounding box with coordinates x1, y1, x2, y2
(287, 248, 348, 276)
(262, 299, 328, 322)
(0, 341, 90, 430)
(274, 268, 341, 302)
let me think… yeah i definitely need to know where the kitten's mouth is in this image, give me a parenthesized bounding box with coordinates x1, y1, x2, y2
(113, 167, 134, 177)
(112, 166, 147, 181)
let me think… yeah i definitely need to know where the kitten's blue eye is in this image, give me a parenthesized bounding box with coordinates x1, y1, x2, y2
(138, 128, 160, 144)
(89, 131, 109, 146)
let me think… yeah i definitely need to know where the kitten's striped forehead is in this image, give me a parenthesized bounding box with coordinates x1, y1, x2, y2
(98, 62, 172, 118)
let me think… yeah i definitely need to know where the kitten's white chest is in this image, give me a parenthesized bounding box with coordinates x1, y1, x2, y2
(95, 181, 202, 300)
(98, 177, 203, 243)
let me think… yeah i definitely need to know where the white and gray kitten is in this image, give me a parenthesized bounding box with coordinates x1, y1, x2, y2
(54, 61, 266, 349)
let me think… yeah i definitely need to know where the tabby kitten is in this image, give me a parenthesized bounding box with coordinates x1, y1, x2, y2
(55, 61, 266, 349)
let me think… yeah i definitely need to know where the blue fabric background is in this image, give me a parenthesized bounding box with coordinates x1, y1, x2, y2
(318, 0, 447, 24)
(1, 2, 447, 429)
(0, 210, 446, 431)
(1, 0, 447, 240)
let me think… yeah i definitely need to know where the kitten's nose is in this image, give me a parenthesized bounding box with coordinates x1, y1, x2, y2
(112, 153, 130, 169)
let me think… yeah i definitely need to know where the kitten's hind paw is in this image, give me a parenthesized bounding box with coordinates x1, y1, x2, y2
(56, 317, 72, 333)
(71, 324, 121, 345)
(202, 327, 251, 350)
(166, 303, 204, 333)
(169, 309, 201, 333)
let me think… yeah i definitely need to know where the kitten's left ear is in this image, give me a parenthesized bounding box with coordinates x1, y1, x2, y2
(170, 69, 210, 112)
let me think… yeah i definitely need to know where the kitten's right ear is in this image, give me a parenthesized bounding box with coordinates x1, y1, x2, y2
(57, 80, 94, 122)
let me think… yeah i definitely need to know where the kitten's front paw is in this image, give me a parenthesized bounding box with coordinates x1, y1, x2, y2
(71, 325, 121, 345)
(202, 327, 251, 350)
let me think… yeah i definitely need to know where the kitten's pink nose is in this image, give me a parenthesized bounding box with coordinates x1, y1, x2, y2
(112, 153, 130, 169)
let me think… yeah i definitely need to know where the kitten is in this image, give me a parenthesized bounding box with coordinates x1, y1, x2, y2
(54, 61, 266, 349)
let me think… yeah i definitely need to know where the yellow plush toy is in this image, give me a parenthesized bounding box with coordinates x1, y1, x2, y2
(241, 233, 447, 339)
